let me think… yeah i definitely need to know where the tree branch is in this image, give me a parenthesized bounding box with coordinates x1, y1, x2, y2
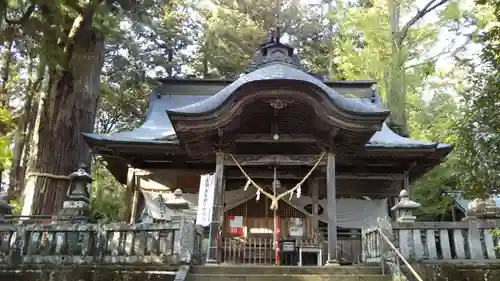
(397, 0, 449, 45)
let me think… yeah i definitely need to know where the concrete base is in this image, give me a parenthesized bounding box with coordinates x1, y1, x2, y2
(0, 265, 178, 281)
(324, 260, 340, 267)
(204, 260, 219, 266)
(188, 265, 390, 281)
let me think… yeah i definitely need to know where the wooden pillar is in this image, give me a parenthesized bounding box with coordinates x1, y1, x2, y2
(326, 153, 339, 266)
(403, 171, 410, 196)
(309, 179, 319, 231)
(123, 167, 135, 221)
(206, 152, 225, 264)
(129, 188, 140, 224)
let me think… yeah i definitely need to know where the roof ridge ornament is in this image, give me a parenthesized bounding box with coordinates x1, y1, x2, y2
(246, 27, 304, 73)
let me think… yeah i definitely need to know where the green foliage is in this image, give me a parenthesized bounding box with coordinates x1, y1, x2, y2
(0, 107, 13, 171)
(453, 72, 500, 197)
(410, 92, 461, 217)
(450, 0, 500, 198)
(0, 0, 494, 223)
(90, 157, 125, 222)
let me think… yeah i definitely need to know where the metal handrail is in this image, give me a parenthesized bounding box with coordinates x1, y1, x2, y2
(376, 228, 423, 281)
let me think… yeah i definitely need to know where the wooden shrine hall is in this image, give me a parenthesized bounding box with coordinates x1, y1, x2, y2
(83, 32, 452, 266)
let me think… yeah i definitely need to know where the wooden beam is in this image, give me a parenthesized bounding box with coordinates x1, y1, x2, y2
(234, 134, 317, 143)
(224, 182, 401, 197)
(225, 169, 403, 180)
(225, 154, 326, 166)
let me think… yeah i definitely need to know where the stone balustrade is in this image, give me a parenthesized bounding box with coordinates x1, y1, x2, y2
(362, 189, 500, 266)
(0, 166, 202, 274)
(363, 219, 500, 264)
(0, 219, 199, 267)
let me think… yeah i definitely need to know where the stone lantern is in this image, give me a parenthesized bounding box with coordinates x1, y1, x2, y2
(56, 164, 92, 222)
(0, 185, 12, 221)
(165, 189, 194, 221)
(391, 189, 421, 223)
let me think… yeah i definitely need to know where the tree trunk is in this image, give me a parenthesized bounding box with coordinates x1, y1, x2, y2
(9, 59, 43, 199)
(21, 30, 105, 216)
(387, 0, 408, 137)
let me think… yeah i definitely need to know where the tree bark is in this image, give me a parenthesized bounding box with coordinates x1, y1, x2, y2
(386, 0, 449, 137)
(387, 0, 408, 137)
(9, 58, 43, 199)
(21, 29, 105, 216)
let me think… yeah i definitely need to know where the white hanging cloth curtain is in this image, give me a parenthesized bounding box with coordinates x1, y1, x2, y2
(284, 196, 388, 229)
(141, 187, 387, 229)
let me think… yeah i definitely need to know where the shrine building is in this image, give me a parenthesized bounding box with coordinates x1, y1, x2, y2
(83, 34, 452, 266)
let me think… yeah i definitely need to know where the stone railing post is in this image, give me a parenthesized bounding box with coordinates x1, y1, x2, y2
(166, 189, 195, 264)
(0, 186, 19, 265)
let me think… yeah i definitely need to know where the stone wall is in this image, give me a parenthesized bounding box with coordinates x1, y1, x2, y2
(413, 264, 500, 281)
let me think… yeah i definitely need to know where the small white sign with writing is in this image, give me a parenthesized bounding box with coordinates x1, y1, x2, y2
(195, 173, 215, 227)
(289, 218, 304, 236)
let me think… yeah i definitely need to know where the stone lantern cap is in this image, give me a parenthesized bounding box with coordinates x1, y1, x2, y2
(165, 189, 190, 210)
(69, 164, 93, 183)
(391, 189, 421, 211)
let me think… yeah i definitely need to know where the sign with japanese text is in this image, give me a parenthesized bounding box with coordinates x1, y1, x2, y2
(228, 215, 244, 235)
(195, 173, 215, 227)
(289, 218, 304, 236)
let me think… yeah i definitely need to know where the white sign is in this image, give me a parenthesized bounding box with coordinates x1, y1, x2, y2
(289, 227, 304, 236)
(195, 173, 216, 227)
(229, 216, 244, 235)
(289, 218, 304, 236)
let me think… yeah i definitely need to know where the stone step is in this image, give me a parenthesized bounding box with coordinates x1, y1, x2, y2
(189, 265, 384, 275)
(186, 273, 390, 281)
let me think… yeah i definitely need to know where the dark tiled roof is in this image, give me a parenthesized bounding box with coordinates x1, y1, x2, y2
(166, 62, 388, 115)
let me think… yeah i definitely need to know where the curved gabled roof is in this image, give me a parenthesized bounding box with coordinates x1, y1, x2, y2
(166, 62, 389, 116)
(83, 92, 212, 144)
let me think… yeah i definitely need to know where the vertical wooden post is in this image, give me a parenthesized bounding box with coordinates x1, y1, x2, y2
(129, 188, 140, 224)
(326, 153, 338, 266)
(403, 171, 410, 197)
(123, 166, 135, 222)
(206, 152, 225, 264)
(310, 179, 319, 231)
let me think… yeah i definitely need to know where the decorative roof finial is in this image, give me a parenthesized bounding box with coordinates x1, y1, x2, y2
(275, 26, 281, 44)
(267, 28, 274, 43)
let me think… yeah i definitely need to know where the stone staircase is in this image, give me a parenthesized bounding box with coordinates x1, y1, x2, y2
(186, 265, 392, 281)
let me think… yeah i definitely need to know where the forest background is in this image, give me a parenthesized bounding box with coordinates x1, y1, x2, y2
(0, 0, 498, 221)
